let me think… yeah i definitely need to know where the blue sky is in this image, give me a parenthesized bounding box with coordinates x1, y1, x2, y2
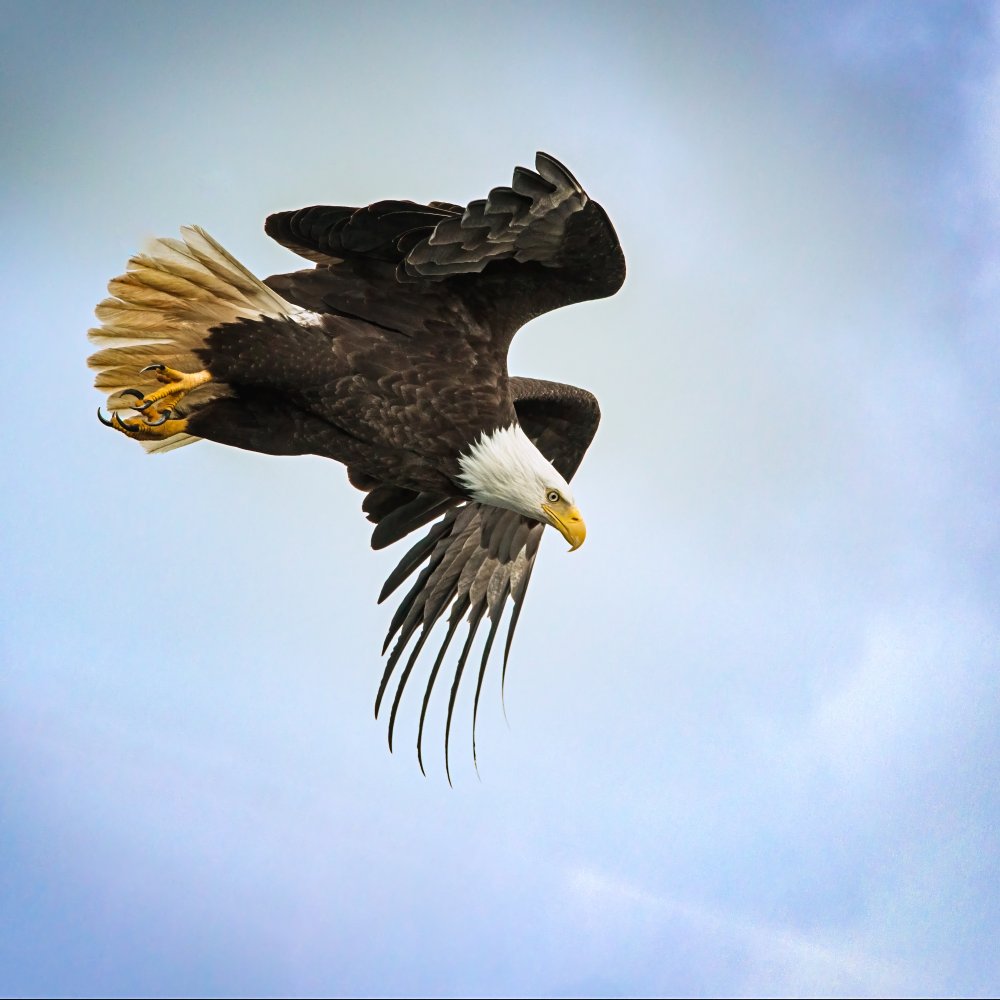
(2, 2, 998, 997)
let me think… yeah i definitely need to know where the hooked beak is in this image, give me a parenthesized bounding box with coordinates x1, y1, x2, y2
(541, 503, 586, 551)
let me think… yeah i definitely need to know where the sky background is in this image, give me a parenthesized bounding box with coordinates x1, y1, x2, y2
(2, 1, 998, 997)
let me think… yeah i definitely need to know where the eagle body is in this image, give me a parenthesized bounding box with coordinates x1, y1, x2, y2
(88, 153, 625, 775)
(190, 293, 513, 496)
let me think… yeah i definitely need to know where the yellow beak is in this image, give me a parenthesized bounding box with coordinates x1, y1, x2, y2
(541, 503, 587, 551)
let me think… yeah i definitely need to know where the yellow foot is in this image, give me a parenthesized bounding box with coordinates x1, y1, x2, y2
(97, 364, 210, 440)
(97, 407, 189, 440)
(129, 364, 212, 421)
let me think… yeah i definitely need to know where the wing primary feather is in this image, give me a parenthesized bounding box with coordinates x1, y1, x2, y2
(377, 556, 447, 711)
(484, 186, 532, 220)
(445, 601, 487, 785)
(376, 629, 415, 718)
(500, 599, 525, 720)
(416, 599, 468, 777)
(493, 516, 521, 563)
(377, 522, 450, 605)
(371, 495, 455, 550)
(535, 151, 586, 194)
(362, 483, 412, 519)
(386, 555, 466, 745)
(501, 562, 537, 712)
(381, 559, 438, 655)
(472, 611, 506, 774)
(387, 625, 435, 753)
(511, 166, 557, 200)
(381, 514, 476, 664)
(382, 522, 467, 654)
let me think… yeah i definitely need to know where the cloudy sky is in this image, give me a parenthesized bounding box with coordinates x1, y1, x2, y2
(2, 1, 998, 996)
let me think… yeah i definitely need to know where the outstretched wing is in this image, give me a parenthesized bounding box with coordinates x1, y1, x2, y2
(265, 201, 459, 268)
(402, 152, 620, 286)
(374, 378, 600, 780)
(264, 152, 625, 342)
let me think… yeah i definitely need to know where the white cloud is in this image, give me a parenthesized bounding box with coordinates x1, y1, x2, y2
(566, 866, 918, 999)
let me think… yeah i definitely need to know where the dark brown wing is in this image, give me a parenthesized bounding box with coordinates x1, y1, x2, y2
(264, 152, 625, 342)
(403, 153, 616, 281)
(265, 201, 460, 267)
(374, 378, 600, 780)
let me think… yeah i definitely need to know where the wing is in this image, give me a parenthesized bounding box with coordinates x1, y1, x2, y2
(265, 201, 460, 267)
(402, 152, 622, 289)
(264, 152, 625, 344)
(373, 378, 600, 780)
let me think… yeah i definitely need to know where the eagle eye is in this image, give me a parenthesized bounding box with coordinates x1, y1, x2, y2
(546, 490, 561, 504)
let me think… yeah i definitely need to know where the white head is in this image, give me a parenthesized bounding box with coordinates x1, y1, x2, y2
(457, 424, 586, 550)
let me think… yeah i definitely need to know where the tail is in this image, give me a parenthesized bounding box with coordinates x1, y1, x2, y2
(87, 226, 296, 453)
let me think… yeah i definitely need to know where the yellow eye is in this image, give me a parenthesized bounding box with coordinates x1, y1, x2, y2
(547, 490, 561, 503)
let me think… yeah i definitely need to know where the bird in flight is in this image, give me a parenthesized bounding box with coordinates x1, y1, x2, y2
(88, 152, 625, 778)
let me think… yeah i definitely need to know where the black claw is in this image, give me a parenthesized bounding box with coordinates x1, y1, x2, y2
(119, 388, 145, 402)
(97, 406, 113, 427)
(114, 414, 138, 433)
(139, 363, 165, 374)
(146, 410, 171, 426)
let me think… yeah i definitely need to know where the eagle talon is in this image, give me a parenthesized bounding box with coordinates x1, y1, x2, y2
(97, 404, 189, 440)
(117, 367, 213, 414)
(98, 366, 212, 439)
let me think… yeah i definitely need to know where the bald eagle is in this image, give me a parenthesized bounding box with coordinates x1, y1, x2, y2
(88, 152, 625, 776)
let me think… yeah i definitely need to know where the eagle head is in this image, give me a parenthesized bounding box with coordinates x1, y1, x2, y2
(457, 424, 586, 550)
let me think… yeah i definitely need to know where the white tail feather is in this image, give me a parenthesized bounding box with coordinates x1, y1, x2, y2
(89, 226, 296, 453)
